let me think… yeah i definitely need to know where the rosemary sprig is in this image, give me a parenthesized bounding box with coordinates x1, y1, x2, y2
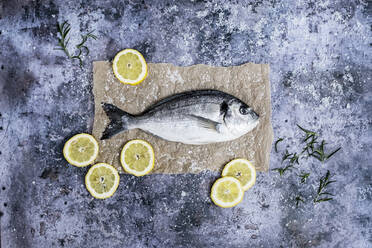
(297, 124, 341, 161)
(282, 149, 292, 163)
(76, 31, 97, 55)
(310, 140, 327, 161)
(301, 135, 317, 155)
(314, 170, 336, 203)
(272, 164, 293, 176)
(289, 152, 299, 165)
(71, 49, 83, 66)
(310, 140, 341, 162)
(275, 148, 299, 176)
(55, 21, 72, 58)
(274, 138, 284, 153)
(295, 195, 305, 207)
(55, 21, 97, 67)
(281, 150, 299, 165)
(299, 172, 310, 183)
(297, 124, 318, 142)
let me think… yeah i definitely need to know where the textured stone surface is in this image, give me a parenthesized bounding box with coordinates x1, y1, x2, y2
(0, 0, 371, 247)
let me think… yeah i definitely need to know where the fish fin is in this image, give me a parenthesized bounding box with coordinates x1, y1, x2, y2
(189, 115, 219, 132)
(101, 103, 133, 140)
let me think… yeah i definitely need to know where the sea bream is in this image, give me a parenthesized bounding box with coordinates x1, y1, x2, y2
(101, 90, 259, 145)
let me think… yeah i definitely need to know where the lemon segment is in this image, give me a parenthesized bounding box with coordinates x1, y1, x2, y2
(112, 49, 148, 85)
(85, 163, 120, 199)
(120, 139, 155, 176)
(211, 177, 244, 208)
(222, 159, 256, 191)
(63, 133, 99, 167)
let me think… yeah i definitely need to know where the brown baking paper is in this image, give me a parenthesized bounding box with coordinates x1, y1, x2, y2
(92, 61, 273, 174)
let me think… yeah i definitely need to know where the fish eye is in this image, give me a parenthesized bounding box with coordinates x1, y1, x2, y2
(239, 105, 249, 115)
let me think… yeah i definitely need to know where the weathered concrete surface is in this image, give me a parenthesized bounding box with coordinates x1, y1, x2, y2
(0, 0, 371, 247)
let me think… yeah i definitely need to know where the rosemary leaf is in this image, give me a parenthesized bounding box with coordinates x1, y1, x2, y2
(289, 152, 299, 164)
(299, 172, 310, 183)
(71, 48, 82, 58)
(324, 180, 336, 187)
(282, 149, 292, 163)
(314, 198, 333, 203)
(295, 196, 305, 207)
(303, 134, 315, 143)
(314, 170, 336, 204)
(272, 164, 293, 176)
(56, 21, 72, 58)
(79, 45, 89, 55)
(319, 192, 334, 196)
(274, 138, 284, 153)
(326, 147, 341, 160)
(302, 135, 318, 156)
(324, 170, 330, 180)
(297, 124, 317, 135)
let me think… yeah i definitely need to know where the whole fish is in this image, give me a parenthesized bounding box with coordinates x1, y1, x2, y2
(101, 90, 259, 145)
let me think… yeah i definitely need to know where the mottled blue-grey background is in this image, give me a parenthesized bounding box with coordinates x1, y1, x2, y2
(0, 0, 371, 247)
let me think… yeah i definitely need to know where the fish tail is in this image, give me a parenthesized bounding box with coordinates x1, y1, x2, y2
(101, 103, 134, 140)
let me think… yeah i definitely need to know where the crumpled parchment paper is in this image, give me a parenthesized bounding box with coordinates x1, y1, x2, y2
(92, 61, 273, 174)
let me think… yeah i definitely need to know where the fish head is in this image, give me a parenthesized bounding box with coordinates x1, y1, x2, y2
(223, 99, 259, 136)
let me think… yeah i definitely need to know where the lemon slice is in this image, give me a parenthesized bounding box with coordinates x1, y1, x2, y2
(211, 177, 244, 208)
(120, 139, 155, 176)
(85, 163, 120, 199)
(221, 159, 256, 191)
(63, 133, 99, 167)
(112, 49, 148, 85)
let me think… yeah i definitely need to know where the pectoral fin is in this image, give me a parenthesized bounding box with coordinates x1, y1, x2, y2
(189, 115, 220, 132)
